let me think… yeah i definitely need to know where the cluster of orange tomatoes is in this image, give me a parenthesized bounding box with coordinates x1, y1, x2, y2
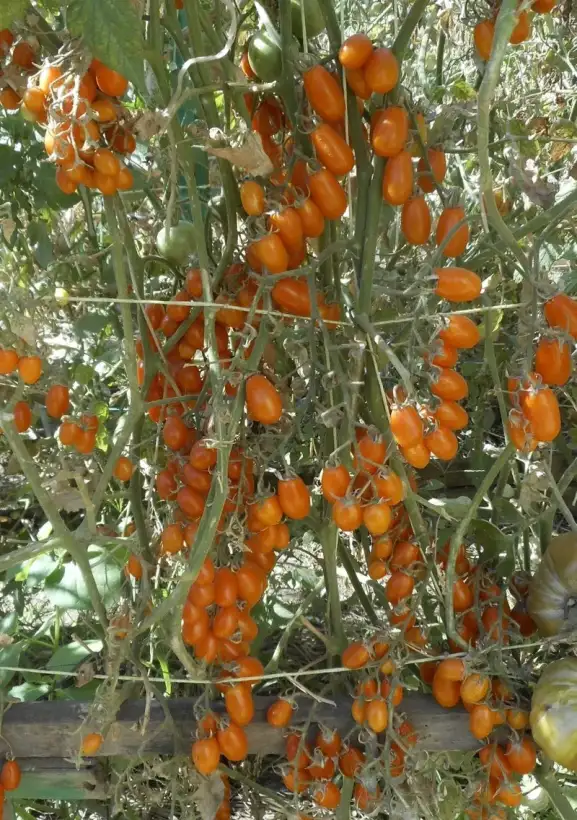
(0, 29, 136, 196)
(507, 292, 577, 451)
(474, 0, 557, 62)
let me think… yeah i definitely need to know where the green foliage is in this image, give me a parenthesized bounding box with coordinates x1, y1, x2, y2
(66, 0, 147, 93)
(0, 0, 28, 29)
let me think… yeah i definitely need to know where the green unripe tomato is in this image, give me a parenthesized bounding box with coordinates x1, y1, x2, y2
(156, 221, 196, 265)
(531, 657, 577, 771)
(291, 0, 326, 39)
(247, 29, 282, 82)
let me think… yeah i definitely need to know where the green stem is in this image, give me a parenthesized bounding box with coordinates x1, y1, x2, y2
(1, 421, 108, 630)
(435, 29, 446, 90)
(338, 544, 379, 626)
(320, 521, 346, 652)
(477, 0, 528, 272)
(444, 443, 515, 649)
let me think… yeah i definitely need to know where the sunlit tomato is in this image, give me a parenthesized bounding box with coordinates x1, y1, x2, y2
(382, 150, 413, 206)
(321, 463, 350, 502)
(212, 566, 238, 608)
(373, 469, 404, 505)
(163, 416, 189, 450)
(113, 456, 134, 481)
(332, 497, 363, 531)
(272, 277, 312, 316)
(430, 341, 458, 368)
(439, 314, 480, 349)
(94, 64, 128, 97)
(308, 169, 347, 220)
(240, 180, 265, 216)
(424, 426, 458, 460)
(278, 475, 310, 519)
(236, 561, 266, 607)
(269, 207, 303, 251)
(417, 148, 447, 193)
(160, 523, 184, 555)
(436, 206, 469, 257)
(431, 368, 468, 401)
(313, 781, 341, 810)
(435, 267, 482, 302)
(303, 65, 345, 122)
(474, 19, 495, 60)
(345, 67, 371, 98)
(125, 554, 143, 580)
(362, 501, 392, 535)
(372, 106, 409, 157)
(245, 374, 283, 425)
(402, 440, 430, 469)
(18, 355, 42, 385)
(365, 697, 389, 733)
(534, 337, 572, 385)
(339, 33, 373, 68)
(390, 404, 423, 447)
(432, 673, 461, 708)
(460, 673, 489, 705)
(468, 703, 494, 739)
(217, 722, 248, 761)
(510, 9, 530, 43)
(524, 386, 561, 442)
(0, 348, 18, 375)
(296, 197, 325, 237)
(544, 293, 577, 338)
(81, 733, 103, 756)
(401, 195, 431, 245)
(386, 570, 414, 604)
(191, 736, 220, 774)
(311, 123, 355, 176)
(363, 47, 399, 93)
(390, 541, 421, 569)
(339, 746, 365, 777)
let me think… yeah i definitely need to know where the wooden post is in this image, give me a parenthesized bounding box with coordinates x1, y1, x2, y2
(0, 694, 480, 760)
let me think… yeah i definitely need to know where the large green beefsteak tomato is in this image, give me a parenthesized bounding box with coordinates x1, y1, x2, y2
(531, 657, 577, 770)
(527, 532, 577, 636)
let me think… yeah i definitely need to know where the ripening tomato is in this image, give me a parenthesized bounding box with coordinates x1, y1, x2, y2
(81, 732, 104, 756)
(382, 150, 413, 206)
(162, 416, 188, 450)
(435, 267, 481, 302)
(386, 570, 414, 604)
(431, 368, 468, 401)
(278, 475, 310, 519)
(332, 497, 363, 531)
(402, 440, 430, 469)
(436, 206, 469, 257)
(308, 169, 347, 219)
(94, 64, 128, 97)
(18, 355, 42, 385)
(534, 337, 572, 385)
(401, 196, 431, 245)
(390, 404, 423, 447)
(267, 698, 293, 727)
(474, 19, 495, 60)
(313, 781, 341, 810)
(504, 736, 537, 774)
(524, 387, 561, 442)
(430, 341, 458, 368)
(13, 400, 32, 433)
(424, 426, 458, 460)
(432, 673, 461, 708)
(296, 197, 325, 237)
(365, 697, 389, 733)
(321, 463, 350, 502)
(0, 760, 21, 791)
(311, 123, 355, 177)
(240, 180, 265, 216)
(269, 207, 303, 251)
(345, 67, 371, 98)
(217, 722, 248, 761)
(363, 47, 399, 94)
(253, 234, 289, 274)
(176, 486, 206, 519)
(160, 523, 184, 555)
(355, 429, 387, 473)
(533, 0, 556, 9)
(433, 400, 469, 430)
(373, 469, 404, 505)
(544, 293, 577, 338)
(339, 746, 365, 777)
(439, 314, 480, 349)
(510, 9, 530, 43)
(479, 743, 511, 781)
(303, 65, 345, 122)
(0, 347, 18, 375)
(339, 33, 373, 69)
(224, 683, 255, 726)
(113, 456, 134, 481)
(372, 106, 409, 157)
(246, 374, 283, 425)
(362, 501, 392, 535)
(469, 704, 494, 739)
(213, 566, 238, 608)
(390, 541, 421, 569)
(417, 148, 447, 193)
(191, 736, 220, 775)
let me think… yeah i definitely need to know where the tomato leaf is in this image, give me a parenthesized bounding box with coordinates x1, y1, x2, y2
(66, 0, 146, 94)
(254, 2, 282, 46)
(0, 0, 28, 28)
(44, 548, 122, 610)
(46, 639, 103, 678)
